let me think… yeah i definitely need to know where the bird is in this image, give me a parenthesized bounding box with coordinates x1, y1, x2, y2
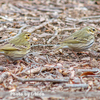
(56, 26, 97, 52)
(0, 31, 31, 61)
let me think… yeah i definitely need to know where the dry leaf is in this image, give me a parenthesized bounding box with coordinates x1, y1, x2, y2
(80, 71, 95, 76)
(90, 58, 99, 68)
(58, 69, 68, 76)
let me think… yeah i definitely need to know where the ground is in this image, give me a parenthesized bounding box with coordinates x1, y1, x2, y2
(0, 0, 100, 99)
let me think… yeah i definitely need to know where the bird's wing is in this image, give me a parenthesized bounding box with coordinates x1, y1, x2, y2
(61, 35, 88, 44)
(0, 43, 21, 51)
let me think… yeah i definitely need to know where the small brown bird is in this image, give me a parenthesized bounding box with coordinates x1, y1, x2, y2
(56, 26, 97, 52)
(0, 31, 31, 60)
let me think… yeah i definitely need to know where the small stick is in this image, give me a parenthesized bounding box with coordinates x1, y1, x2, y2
(86, 75, 100, 78)
(60, 27, 80, 31)
(38, 8, 62, 13)
(8, 4, 21, 12)
(47, 24, 61, 43)
(66, 17, 100, 24)
(12, 74, 69, 83)
(63, 84, 88, 88)
(47, 30, 58, 44)
(0, 16, 13, 21)
(82, 15, 100, 19)
(31, 44, 55, 47)
(77, 68, 100, 72)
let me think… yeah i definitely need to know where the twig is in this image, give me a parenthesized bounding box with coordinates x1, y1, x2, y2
(77, 68, 100, 72)
(86, 75, 100, 78)
(0, 15, 13, 22)
(31, 44, 55, 47)
(8, 3, 21, 12)
(17, 25, 30, 34)
(81, 15, 100, 19)
(60, 27, 80, 31)
(66, 17, 100, 24)
(44, 25, 54, 33)
(85, 85, 92, 95)
(79, 19, 100, 23)
(12, 74, 69, 83)
(47, 31, 58, 44)
(47, 24, 61, 43)
(63, 84, 88, 88)
(38, 8, 62, 13)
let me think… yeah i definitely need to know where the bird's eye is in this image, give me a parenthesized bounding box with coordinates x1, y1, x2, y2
(28, 35, 30, 36)
(93, 29, 95, 31)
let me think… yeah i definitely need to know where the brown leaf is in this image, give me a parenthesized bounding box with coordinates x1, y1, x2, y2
(97, 86, 100, 90)
(80, 71, 95, 76)
(58, 69, 68, 76)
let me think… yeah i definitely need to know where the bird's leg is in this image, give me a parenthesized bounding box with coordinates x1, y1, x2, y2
(6, 59, 12, 64)
(72, 51, 80, 63)
(6, 59, 10, 64)
(71, 51, 80, 62)
(67, 49, 80, 62)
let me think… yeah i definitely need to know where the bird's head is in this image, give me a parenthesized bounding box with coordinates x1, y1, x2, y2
(85, 26, 97, 35)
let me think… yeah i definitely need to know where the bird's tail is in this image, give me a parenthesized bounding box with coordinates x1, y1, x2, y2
(53, 44, 69, 51)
